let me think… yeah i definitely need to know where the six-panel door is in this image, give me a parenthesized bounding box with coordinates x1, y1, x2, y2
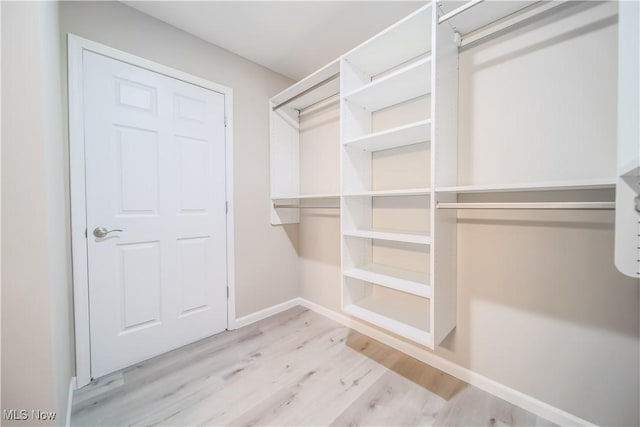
(83, 51, 228, 378)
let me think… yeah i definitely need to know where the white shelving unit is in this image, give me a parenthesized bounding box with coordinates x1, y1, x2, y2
(268, 0, 628, 355)
(269, 60, 340, 225)
(340, 4, 458, 348)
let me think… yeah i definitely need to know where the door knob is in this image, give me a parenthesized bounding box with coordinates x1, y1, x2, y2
(93, 227, 123, 238)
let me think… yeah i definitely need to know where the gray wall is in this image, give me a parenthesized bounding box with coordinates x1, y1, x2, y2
(2, 2, 73, 425)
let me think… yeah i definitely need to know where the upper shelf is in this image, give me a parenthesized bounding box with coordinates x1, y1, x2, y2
(438, 0, 538, 35)
(435, 179, 617, 194)
(270, 59, 340, 112)
(342, 4, 432, 76)
(343, 57, 432, 112)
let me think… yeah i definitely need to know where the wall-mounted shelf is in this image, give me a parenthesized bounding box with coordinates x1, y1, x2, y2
(435, 179, 616, 194)
(343, 57, 432, 112)
(343, 188, 430, 197)
(344, 229, 431, 245)
(343, 119, 431, 151)
(271, 59, 340, 112)
(344, 264, 430, 298)
(272, 193, 340, 201)
(343, 5, 433, 76)
(437, 0, 537, 34)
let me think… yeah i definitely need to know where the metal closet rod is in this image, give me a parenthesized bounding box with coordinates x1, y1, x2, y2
(437, 202, 615, 210)
(272, 73, 340, 112)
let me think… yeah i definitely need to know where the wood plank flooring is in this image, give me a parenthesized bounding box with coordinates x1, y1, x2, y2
(72, 307, 555, 426)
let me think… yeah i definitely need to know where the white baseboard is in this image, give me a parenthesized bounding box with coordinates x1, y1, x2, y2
(231, 297, 302, 329)
(298, 298, 596, 427)
(65, 376, 77, 426)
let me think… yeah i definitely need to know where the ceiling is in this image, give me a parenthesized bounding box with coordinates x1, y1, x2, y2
(123, 1, 426, 81)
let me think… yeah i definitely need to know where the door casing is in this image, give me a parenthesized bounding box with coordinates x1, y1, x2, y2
(68, 34, 236, 388)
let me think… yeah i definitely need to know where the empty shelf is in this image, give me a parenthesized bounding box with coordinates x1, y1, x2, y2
(435, 179, 617, 194)
(272, 193, 340, 200)
(343, 188, 430, 197)
(343, 294, 431, 344)
(343, 120, 431, 151)
(343, 57, 432, 112)
(344, 264, 430, 298)
(343, 5, 432, 76)
(270, 59, 339, 111)
(344, 229, 431, 245)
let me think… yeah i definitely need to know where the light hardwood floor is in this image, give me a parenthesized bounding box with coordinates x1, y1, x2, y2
(72, 307, 555, 426)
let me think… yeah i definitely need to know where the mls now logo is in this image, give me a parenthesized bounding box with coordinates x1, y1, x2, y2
(3, 409, 56, 421)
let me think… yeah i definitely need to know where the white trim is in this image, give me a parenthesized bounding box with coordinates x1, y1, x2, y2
(68, 34, 235, 388)
(65, 376, 77, 426)
(231, 298, 303, 329)
(298, 298, 596, 427)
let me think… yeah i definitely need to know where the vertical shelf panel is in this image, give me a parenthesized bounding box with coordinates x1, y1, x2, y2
(431, 8, 459, 345)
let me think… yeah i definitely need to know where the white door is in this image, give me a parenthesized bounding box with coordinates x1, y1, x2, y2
(83, 51, 228, 378)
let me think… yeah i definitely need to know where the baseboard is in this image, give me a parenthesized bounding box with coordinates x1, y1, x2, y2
(65, 376, 76, 426)
(298, 298, 596, 427)
(231, 297, 302, 329)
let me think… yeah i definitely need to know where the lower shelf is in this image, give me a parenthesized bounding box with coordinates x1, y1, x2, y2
(343, 264, 431, 298)
(343, 289, 431, 345)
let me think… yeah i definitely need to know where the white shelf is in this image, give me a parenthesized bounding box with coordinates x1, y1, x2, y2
(272, 193, 341, 201)
(343, 188, 430, 197)
(343, 120, 431, 151)
(435, 179, 617, 194)
(343, 57, 432, 112)
(270, 59, 340, 111)
(343, 294, 431, 344)
(343, 5, 432, 76)
(438, 1, 537, 36)
(344, 264, 430, 298)
(344, 228, 431, 245)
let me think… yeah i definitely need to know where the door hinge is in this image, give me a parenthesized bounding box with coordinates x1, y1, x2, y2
(85, 228, 88, 238)
(225, 201, 229, 214)
(227, 286, 229, 299)
(224, 117, 227, 127)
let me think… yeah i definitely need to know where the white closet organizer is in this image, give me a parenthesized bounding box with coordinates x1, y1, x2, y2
(340, 4, 458, 348)
(269, 59, 340, 225)
(269, 0, 632, 350)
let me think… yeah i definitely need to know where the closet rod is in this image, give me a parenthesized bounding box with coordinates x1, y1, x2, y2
(272, 73, 340, 112)
(298, 93, 340, 116)
(438, 0, 484, 24)
(436, 202, 615, 210)
(273, 204, 340, 209)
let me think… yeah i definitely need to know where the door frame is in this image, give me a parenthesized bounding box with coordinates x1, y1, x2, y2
(68, 34, 236, 388)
